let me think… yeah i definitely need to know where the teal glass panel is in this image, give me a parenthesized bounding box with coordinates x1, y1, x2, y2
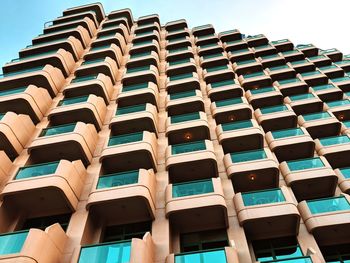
(171, 112, 200, 124)
(58, 96, 89, 106)
(287, 157, 324, 171)
(271, 39, 289, 44)
(108, 132, 143, 146)
(0, 66, 44, 78)
(0, 230, 29, 255)
(170, 72, 193, 81)
(300, 70, 321, 77)
(221, 120, 253, 131)
(130, 51, 151, 59)
(343, 120, 350, 128)
(116, 104, 146, 115)
(71, 75, 97, 83)
(132, 40, 153, 46)
(202, 53, 221, 60)
(168, 47, 188, 54)
(122, 82, 148, 92)
(230, 149, 267, 163)
(339, 167, 350, 179)
(172, 179, 214, 198)
(269, 65, 289, 71)
(327, 100, 350, 107)
(205, 65, 228, 72)
(260, 105, 288, 114)
(175, 248, 227, 263)
(312, 84, 335, 91)
(264, 257, 312, 263)
(302, 112, 331, 121)
(172, 141, 206, 155)
(215, 97, 243, 107)
(97, 33, 116, 39)
(39, 123, 76, 137)
(90, 45, 110, 51)
(169, 58, 191, 66)
(210, 79, 235, 88)
(126, 65, 150, 73)
(289, 93, 315, 101)
(97, 170, 139, 189)
(250, 87, 275, 95)
(331, 76, 350, 82)
(243, 71, 265, 78)
(169, 90, 196, 100)
(278, 78, 301, 85)
(15, 161, 59, 180)
(242, 188, 285, 206)
(307, 196, 350, 214)
(82, 58, 106, 65)
(319, 64, 338, 70)
(271, 128, 304, 139)
(11, 51, 57, 62)
(0, 87, 27, 97)
(319, 135, 350, 146)
(236, 59, 257, 66)
(78, 240, 131, 263)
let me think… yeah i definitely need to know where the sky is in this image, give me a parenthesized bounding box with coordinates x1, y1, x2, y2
(1, 0, 349, 74)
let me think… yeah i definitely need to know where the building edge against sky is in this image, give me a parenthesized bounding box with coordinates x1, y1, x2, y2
(0, 2, 350, 262)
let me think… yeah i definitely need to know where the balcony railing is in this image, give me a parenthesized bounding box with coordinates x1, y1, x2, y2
(307, 196, 350, 214)
(0, 87, 27, 97)
(0, 66, 44, 79)
(250, 86, 275, 95)
(271, 127, 304, 139)
(210, 79, 235, 88)
(175, 248, 227, 263)
(107, 132, 143, 146)
(171, 140, 206, 155)
(327, 99, 350, 107)
(302, 111, 331, 121)
(289, 93, 315, 101)
(168, 58, 191, 66)
(71, 75, 97, 83)
(0, 230, 29, 255)
(339, 167, 350, 179)
(116, 104, 146, 115)
(319, 135, 350, 146)
(169, 72, 193, 81)
(58, 95, 89, 106)
(215, 97, 243, 107)
(15, 161, 59, 180)
(122, 82, 149, 92)
(97, 170, 139, 189)
(221, 119, 253, 131)
(39, 123, 76, 137)
(172, 179, 214, 198)
(242, 188, 285, 206)
(260, 105, 289, 114)
(170, 112, 200, 124)
(286, 157, 325, 171)
(169, 90, 196, 100)
(230, 149, 267, 163)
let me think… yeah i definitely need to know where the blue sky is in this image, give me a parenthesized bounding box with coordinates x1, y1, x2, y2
(1, 0, 349, 74)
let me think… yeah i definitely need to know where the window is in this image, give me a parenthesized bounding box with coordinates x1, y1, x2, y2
(321, 243, 350, 263)
(21, 213, 71, 232)
(102, 221, 151, 242)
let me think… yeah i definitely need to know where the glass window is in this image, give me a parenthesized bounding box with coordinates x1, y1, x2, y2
(307, 196, 350, 214)
(97, 170, 139, 189)
(242, 188, 285, 206)
(22, 213, 71, 232)
(271, 128, 304, 139)
(286, 157, 324, 171)
(230, 149, 267, 163)
(319, 135, 350, 146)
(15, 161, 59, 180)
(172, 179, 214, 198)
(172, 141, 206, 155)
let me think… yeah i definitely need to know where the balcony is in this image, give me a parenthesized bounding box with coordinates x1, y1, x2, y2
(165, 178, 227, 233)
(166, 90, 204, 116)
(280, 157, 337, 201)
(166, 72, 200, 93)
(100, 131, 157, 173)
(325, 99, 350, 121)
(166, 62, 196, 81)
(246, 86, 283, 109)
(320, 48, 343, 62)
(255, 104, 297, 132)
(62, 3, 105, 23)
(280, 49, 305, 62)
(127, 50, 160, 70)
(224, 148, 279, 193)
(232, 58, 262, 76)
(295, 44, 318, 57)
(2, 159, 85, 213)
(252, 44, 277, 57)
(117, 82, 159, 109)
(245, 34, 269, 47)
(167, 247, 239, 263)
(192, 24, 215, 38)
(202, 64, 234, 84)
(307, 55, 332, 68)
(64, 73, 114, 104)
(219, 29, 242, 42)
(298, 70, 328, 87)
(76, 57, 118, 84)
(166, 112, 210, 145)
(265, 64, 296, 81)
(335, 167, 350, 194)
(0, 64, 65, 99)
(298, 111, 341, 139)
(216, 119, 263, 153)
(48, 94, 107, 131)
(315, 134, 350, 168)
(310, 83, 343, 102)
(257, 54, 286, 68)
(265, 127, 315, 162)
(298, 195, 350, 246)
(210, 97, 252, 124)
(270, 39, 294, 52)
(233, 187, 300, 240)
(86, 43, 123, 67)
(123, 65, 159, 88)
(87, 169, 156, 224)
(93, 32, 127, 52)
(238, 71, 272, 90)
(166, 140, 217, 183)
(335, 59, 350, 72)
(109, 103, 158, 135)
(0, 112, 35, 160)
(318, 64, 344, 79)
(108, 8, 133, 29)
(206, 79, 243, 102)
(284, 92, 323, 115)
(224, 39, 248, 53)
(28, 122, 98, 167)
(288, 59, 316, 74)
(229, 49, 255, 63)
(330, 75, 350, 92)
(273, 76, 309, 96)
(0, 85, 51, 124)
(53, 11, 99, 29)
(165, 19, 188, 32)
(76, 233, 154, 263)
(0, 224, 67, 262)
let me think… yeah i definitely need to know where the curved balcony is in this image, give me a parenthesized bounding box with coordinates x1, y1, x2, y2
(206, 79, 243, 102)
(86, 43, 123, 67)
(281, 50, 305, 62)
(232, 58, 263, 76)
(127, 51, 160, 71)
(53, 11, 99, 28)
(166, 90, 204, 116)
(166, 111, 210, 145)
(108, 9, 133, 29)
(76, 57, 118, 84)
(298, 111, 341, 139)
(315, 134, 350, 168)
(320, 48, 343, 62)
(166, 140, 218, 183)
(298, 195, 350, 246)
(210, 97, 252, 124)
(216, 119, 263, 153)
(265, 127, 315, 162)
(0, 64, 65, 98)
(265, 64, 296, 81)
(284, 92, 323, 115)
(165, 178, 227, 233)
(62, 3, 105, 23)
(246, 34, 269, 47)
(324, 99, 350, 121)
(257, 54, 286, 68)
(296, 44, 318, 57)
(117, 82, 159, 109)
(318, 64, 344, 79)
(93, 32, 127, 53)
(1, 159, 85, 213)
(122, 64, 159, 87)
(229, 49, 255, 64)
(87, 169, 156, 223)
(166, 72, 200, 94)
(64, 73, 113, 104)
(109, 103, 158, 136)
(0, 112, 35, 160)
(166, 58, 196, 76)
(238, 71, 272, 90)
(233, 187, 300, 240)
(271, 39, 294, 52)
(48, 94, 107, 131)
(280, 156, 337, 201)
(28, 122, 98, 167)
(310, 83, 343, 102)
(287, 59, 316, 73)
(203, 64, 235, 84)
(224, 148, 279, 193)
(100, 131, 157, 173)
(330, 75, 350, 92)
(246, 86, 283, 109)
(255, 104, 297, 132)
(307, 55, 332, 68)
(298, 70, 328, 87)
(251, 44, 277, 57)
(0, 85, 51, 124)
(0, 224, 67, 263)
(273, 76, 308, 97)
(335, 167, 350, 194)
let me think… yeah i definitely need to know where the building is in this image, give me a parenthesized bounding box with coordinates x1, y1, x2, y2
(0, 2, 350, 262)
